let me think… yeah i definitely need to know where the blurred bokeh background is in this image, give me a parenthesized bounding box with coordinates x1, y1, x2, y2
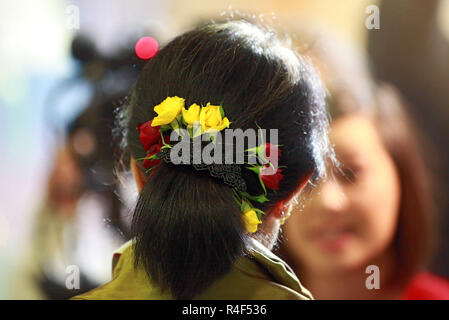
(0, 0, 448, 299)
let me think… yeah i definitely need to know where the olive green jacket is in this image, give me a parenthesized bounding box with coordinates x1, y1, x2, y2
(72, 238, 313, 300)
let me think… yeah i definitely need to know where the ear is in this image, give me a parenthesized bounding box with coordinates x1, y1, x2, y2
(295, 170, 313, 195)
(130, 157, 146, 193)
(273, 170, 313, 219)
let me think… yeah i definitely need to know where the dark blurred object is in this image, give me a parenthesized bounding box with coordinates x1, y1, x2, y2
(33, 33, 148, 299)
(71, 35, 97, 63)
(368, 0, 449, 277)
(47, 33, 147, 239)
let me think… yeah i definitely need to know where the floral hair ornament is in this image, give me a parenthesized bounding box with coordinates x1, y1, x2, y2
(135, 36, 159, 60)
(137, 97, 285, 234)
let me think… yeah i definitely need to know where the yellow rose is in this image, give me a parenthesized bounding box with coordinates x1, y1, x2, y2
(243, 209, 262, 233)
(182, 103, 201, 125)
(199, 103, 230, 132)
(151, 96, 184, 126)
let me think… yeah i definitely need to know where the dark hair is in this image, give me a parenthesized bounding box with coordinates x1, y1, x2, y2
(370, 84, 436, 287)
(118, 20, 331, 299)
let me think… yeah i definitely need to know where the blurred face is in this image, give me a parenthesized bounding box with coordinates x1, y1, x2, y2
(283, 114, 401, 273)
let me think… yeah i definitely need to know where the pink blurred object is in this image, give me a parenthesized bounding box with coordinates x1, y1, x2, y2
(135, 37, 159, 60)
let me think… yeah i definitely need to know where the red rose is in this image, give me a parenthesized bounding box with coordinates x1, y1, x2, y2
(138, 120, 161, 151)
(265, 142, 280, 160)
(142, 140, 163, 169)
(260, 165, 284, 190)
(163, 134, 170, 144)
(142, 157, 161, 169)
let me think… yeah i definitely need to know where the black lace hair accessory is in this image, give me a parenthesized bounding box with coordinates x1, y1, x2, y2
(156, 147, 247, 192)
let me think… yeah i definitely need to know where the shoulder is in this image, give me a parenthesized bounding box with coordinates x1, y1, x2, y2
(71, 238, 312, 300)
(70, 240, 166, 300)
(196, 239, 313, 300)
(402, 272, 449, 300)
(195, 256, 312, 300)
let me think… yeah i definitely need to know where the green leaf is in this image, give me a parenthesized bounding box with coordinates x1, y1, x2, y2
(192, 123, 202, 138)
(245, 165, 268, 195)
(245, 146, 259, 155)
(255, 122, 265, 144)
(240, 192, 269, 203)
(180, 115, 188, 127)
(187, 126, 194, 139)
(252, 208, 265, 221)
(144, 166, 158, 175)
(232, 188, 243, 206)
(135, 153, 158, 161)
(246, 165, 261, 174)
(160, 130, 171, 147)
(169, 118, 180, 130)
(219, 105, 225, 118)
(159, 125, 171, 133)
(257, 172, 268, 195)
(240, 200, 252, 212)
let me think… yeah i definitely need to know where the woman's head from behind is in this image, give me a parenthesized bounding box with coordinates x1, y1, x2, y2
(282, 33, 434, 291)
(117, 20, 332, 299)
